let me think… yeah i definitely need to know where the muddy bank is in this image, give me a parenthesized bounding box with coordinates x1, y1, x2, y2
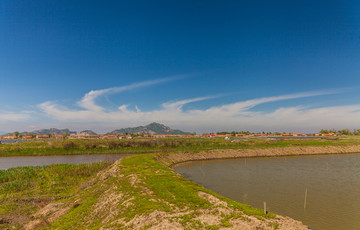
(158, 145, 360, 166)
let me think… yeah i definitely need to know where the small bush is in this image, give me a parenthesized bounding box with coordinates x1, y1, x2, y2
(63, 141, 76, 150)
(107, 141, 118, 149)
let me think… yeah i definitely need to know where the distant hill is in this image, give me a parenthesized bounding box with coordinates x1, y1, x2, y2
(106, 123, 191, 135)
(79, 130, 98, 135)
(21, 128, 76, 136)
(3, 124, 189, 136)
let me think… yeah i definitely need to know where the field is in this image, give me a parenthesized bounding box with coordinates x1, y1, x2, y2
(1, 136, 360, 157)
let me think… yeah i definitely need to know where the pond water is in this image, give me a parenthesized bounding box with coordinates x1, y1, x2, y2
(174, 154, 360, 230)
(0, 154, 133, 170)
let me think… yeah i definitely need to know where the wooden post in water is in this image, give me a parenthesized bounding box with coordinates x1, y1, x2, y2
(264, 201, 267, 214)
(200, 165, 205, 181)
(304, 188, 308, 209)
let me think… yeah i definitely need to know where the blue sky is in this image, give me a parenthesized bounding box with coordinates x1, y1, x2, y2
(1, 0, 360, 134)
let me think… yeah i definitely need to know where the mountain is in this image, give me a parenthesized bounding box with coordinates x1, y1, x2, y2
(79, 130, 98, 135)
(21, 128, 76, 136)
(106, 123, 191, 135)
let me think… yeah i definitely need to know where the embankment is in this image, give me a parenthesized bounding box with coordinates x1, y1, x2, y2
(158, 145, 360, 166)
(21, 147, 341, 229)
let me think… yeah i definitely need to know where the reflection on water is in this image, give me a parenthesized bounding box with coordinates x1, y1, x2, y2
(0, 154, 133, 170)
(174, 154, 360, 230)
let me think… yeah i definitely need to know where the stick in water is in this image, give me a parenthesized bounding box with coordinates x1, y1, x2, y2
(264, 201, 267, 214)
(304, 188, 308, 209)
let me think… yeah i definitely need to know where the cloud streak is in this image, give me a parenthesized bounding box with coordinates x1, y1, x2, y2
(37, 82, 360, 133)
(78, 76, 184, 111)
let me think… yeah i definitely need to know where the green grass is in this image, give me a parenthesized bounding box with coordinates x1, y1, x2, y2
(1, 136, 360, 157)
(269, 222, 280, 229)
(0, 162, 112, 229)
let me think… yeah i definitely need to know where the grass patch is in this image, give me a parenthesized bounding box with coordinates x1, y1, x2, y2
(269, 222, 280, 229)
(0, 162, 111, 229)
(1, 136, 359, 157)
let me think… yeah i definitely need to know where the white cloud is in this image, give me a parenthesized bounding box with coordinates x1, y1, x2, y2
(36, 82, 360, 133)
(77, 76, 188, 111)
(162, 95, 220, 111)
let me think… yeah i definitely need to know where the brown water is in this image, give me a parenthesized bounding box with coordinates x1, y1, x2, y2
(0, 154, 134, 170)
(174, 154, 360, 230)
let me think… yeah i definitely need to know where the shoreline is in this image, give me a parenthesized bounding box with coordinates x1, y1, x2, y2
(158, 145, 360, 167)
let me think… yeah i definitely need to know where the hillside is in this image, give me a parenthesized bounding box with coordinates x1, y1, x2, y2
(79, 130, 98, 135)
(20, 128, 76, 136)
(106, 122, 191, 135)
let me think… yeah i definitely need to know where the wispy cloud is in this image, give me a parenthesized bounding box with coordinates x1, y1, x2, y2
(78, 76, 184, 111)
(162, 95, 221, 111)
(37, 82, 360, 133)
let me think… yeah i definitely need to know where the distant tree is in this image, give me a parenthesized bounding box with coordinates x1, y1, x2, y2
(14, 131, 20, 138)
(62, 133, 70, 139)
(353, 129, 360, 135)
(339, 129, 351, 135)
(192, 132, 196, 136)
(319, 129, 329, 134)
(19, 134, 23, 138)
(216, 131, 228, 135)
(48, 134, 52, 138)
(29, 133, 36, 138)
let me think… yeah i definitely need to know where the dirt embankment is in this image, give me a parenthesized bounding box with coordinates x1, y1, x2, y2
(158, 145, 360, 166)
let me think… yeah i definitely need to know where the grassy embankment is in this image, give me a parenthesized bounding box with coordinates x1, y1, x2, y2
(1, 154, 289, 230)
(1, 136, 360, 157)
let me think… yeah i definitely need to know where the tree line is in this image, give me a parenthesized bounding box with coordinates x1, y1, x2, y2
(319, 129, 360, 135)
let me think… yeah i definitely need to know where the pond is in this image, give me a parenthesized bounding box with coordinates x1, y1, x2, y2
(174, 153, 360, 230)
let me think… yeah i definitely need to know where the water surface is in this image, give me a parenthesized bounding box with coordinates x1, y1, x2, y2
(174, 154, 360, 230)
